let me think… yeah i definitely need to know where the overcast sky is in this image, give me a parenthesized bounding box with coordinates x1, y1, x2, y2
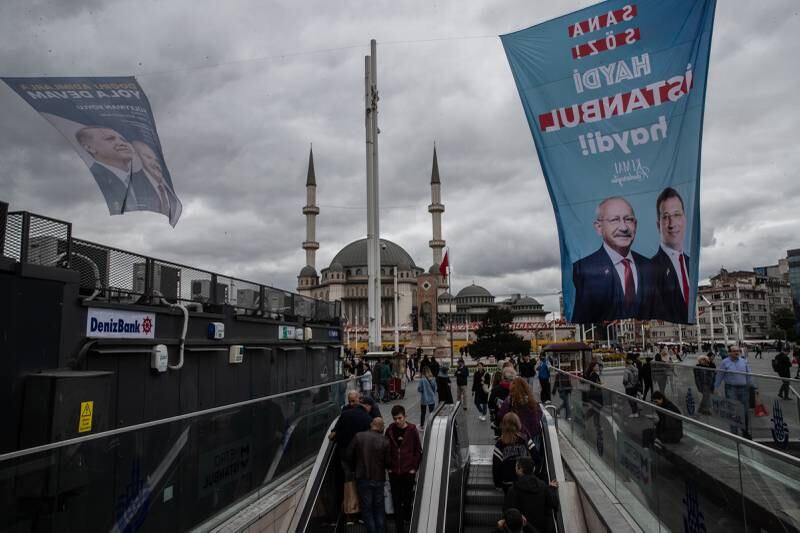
(1, 0, 799, 314)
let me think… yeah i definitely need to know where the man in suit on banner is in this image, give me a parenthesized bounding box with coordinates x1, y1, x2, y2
(75, 126, 141, 215)
(132, 141, 182, 225)
(650, 187, 690, 323)
(572, 196, 652, 324)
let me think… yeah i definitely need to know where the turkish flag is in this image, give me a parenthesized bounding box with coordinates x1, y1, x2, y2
(439, 250, 449, 278)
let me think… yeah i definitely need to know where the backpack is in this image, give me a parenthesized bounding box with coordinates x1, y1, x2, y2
(771, 356, 779, 372)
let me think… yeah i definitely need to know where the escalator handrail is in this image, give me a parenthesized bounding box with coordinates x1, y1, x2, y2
(287, 417, 339, 533)
(408, 401, 447, 528)
(409, 401, 458, 532)
(264, 400, 339, 484)
(540, 406, 566, 533)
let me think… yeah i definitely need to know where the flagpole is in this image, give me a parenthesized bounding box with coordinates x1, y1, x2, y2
(448, 260, 454, 367)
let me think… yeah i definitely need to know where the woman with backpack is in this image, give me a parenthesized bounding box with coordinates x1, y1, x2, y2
(492, 412, 539, 492)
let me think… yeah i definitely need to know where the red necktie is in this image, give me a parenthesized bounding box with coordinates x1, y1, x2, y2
(622, 258, 635, 307)
(679, 254, 689, 309)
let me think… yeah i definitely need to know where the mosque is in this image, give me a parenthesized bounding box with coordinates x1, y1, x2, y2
(295, 147, 551, 354)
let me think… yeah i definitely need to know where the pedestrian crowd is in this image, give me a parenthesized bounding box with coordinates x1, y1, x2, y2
(329, 392, 422, 533)
(331, 349, 566, 532)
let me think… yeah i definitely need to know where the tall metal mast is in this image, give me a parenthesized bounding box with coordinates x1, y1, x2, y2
(365, 39, 382, 352)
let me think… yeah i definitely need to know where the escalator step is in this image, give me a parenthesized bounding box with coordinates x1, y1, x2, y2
(468, 477, 497, 491)
(463, 504, 504, 527)
(342, 518, 398, 533)
(464, 526, 493, 533)
(465, 488, 504, 506)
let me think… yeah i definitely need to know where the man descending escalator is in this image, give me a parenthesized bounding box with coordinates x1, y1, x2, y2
(348, 417, 391, 533)
(329, 393, 373, 525)
(503, 457, 559, 533)
(386, 405, 422, 533)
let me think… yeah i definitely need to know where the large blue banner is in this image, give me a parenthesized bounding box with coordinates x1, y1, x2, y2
(501, 0, 716, 325)
(2, 77, 182, 226)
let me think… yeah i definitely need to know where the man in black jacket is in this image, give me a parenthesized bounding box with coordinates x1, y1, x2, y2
(455, 359, 470, 410)
(639, 357, 653, 401)
(504, 457, 559, 533)
(348, 417, 391, 533)
(643, 391, 683, 447)
(328, 400, 372, 524)
(518, 354, 535, 390)
(773, 350, 792, 399)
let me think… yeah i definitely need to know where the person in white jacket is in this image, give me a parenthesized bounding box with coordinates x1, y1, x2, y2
(359, 362, 373, 397)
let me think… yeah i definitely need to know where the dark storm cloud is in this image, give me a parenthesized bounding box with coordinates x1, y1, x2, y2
(1, 0, 799, 307)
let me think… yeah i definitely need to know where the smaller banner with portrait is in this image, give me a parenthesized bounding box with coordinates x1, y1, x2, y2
(501, 1, 716, 324)
(2, 76, 182, 226)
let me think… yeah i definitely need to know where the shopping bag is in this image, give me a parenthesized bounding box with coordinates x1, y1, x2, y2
(384, 480, 395, 515)
(342, 480, 360, 514)
(754, 392, 768, 417)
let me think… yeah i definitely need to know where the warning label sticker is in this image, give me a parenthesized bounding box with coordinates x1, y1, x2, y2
(79, 401, 94, 433)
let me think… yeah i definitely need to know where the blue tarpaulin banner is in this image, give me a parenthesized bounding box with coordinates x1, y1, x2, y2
(2, 76, 182, 226)
(501, 0, 716, 325)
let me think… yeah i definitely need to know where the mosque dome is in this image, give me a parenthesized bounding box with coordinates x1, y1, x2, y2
(329, 262, 344, 273)
(456, 283, 493, 299)
(329, 238, 418, 269)
(298, 265, 318, 277)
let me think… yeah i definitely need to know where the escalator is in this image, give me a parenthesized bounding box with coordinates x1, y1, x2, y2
(409, 403, 469, 532)
(461, 463, 503, 533)
(440, 409, 564, 533)
(290, 404, 445, 533)
(291, 401, 568, 533)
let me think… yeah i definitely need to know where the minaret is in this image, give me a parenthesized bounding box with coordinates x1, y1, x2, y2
(302, 146, 320, 268)
(428, 145, 446, 266)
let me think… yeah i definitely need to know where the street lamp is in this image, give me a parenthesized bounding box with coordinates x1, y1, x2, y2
(700, 295, 714, 345)
(546, 311, 558, 342)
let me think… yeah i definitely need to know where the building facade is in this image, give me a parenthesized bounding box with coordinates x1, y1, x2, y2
(788, 249, 800, 334)
(647, 267, 792, 343)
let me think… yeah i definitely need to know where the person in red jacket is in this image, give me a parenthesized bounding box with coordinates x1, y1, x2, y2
(386, 405, 423, 532)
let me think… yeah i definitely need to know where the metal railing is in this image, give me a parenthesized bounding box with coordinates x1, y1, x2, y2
(551, 367, 800, 533)
(0, 378, 352, 533)
(1, 208, 340, 322)
(650, 361, 800, 439)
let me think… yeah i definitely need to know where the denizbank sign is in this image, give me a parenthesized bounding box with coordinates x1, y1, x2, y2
(86, 308, 156, 339)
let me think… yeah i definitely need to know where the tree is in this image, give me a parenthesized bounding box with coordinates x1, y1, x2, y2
(469, 308, 530, 359)
(770, 307, 797, 341)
